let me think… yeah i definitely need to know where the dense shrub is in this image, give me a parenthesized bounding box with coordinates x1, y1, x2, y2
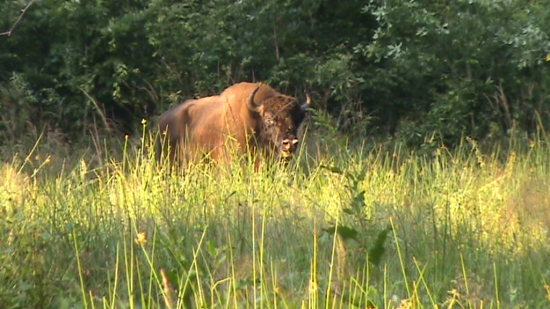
(1, 0, 549, 146)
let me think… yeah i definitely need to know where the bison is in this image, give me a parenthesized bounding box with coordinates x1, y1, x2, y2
(156, 82, 310, 164)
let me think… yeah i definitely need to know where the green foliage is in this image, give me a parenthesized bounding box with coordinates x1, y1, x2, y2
(320, 163, 391, 269)
(359, 0, 550, 145)
(0, 73, 38, 142)
(1, 0, 549, 146)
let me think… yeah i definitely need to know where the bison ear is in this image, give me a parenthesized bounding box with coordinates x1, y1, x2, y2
(301, 93, 312, 111)
(247, 87, 261, 112)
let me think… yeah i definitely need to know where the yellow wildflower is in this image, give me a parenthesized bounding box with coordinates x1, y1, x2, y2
(134, 232, 147, 245)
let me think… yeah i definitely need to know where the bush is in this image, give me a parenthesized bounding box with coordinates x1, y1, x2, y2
(357, 0, 550, 145)
(1, 0, 549, 146)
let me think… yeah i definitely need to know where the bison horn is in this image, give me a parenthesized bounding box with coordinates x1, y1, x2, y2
(301, 93, 312, 111)
(247, 87, 261, 112)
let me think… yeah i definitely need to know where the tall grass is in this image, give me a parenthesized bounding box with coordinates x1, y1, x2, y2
(1, 129, 550, 308)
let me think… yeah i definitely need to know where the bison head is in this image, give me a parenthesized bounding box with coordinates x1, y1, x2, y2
(247, 87, 311, 160)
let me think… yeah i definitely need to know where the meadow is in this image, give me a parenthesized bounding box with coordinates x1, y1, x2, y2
(1, 127, 550, 309)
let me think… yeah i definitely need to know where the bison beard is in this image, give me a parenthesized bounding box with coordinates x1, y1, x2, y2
(156, 82, 310, 165)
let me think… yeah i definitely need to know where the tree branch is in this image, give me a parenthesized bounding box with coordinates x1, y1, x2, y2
(0, 0, 36, 37)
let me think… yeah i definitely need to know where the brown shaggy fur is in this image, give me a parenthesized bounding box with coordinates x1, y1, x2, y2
(157, 82, 308, 164)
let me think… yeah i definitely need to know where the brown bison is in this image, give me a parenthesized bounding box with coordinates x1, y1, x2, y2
(156, 82, 310, 164)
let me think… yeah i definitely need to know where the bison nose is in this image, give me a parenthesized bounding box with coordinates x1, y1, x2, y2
(282, 138, 299, 151)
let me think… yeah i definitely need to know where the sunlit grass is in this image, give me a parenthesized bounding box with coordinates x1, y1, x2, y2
(1, 131, 550, 308)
